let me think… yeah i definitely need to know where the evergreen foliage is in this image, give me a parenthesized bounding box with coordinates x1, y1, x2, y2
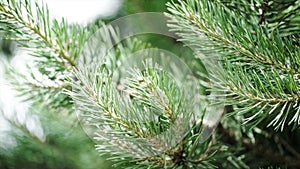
(166, 0, 300, 131)
(0, 0, 299, 168)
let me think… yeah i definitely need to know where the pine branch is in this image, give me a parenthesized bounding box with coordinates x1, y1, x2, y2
(166, 0, 300, 130)
(0, 106, 109, 169)
(0, 0, 99, 110)
(166, 0, 300, 73)
(213, 0, 300, 38)
(0, 0, 75, 67)
(0, 108, 45, 143)
(65, 22, 249, 168)
(4, 0, 299, 168)
(219, 65, 300, 129)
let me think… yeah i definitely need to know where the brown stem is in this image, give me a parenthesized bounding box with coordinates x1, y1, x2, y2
(0, 2, 76, 68)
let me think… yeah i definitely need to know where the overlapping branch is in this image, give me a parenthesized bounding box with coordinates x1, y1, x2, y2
(166, 0, 300, 130)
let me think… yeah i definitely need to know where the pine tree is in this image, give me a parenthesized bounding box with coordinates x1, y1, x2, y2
(0, 0, 299, 169)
